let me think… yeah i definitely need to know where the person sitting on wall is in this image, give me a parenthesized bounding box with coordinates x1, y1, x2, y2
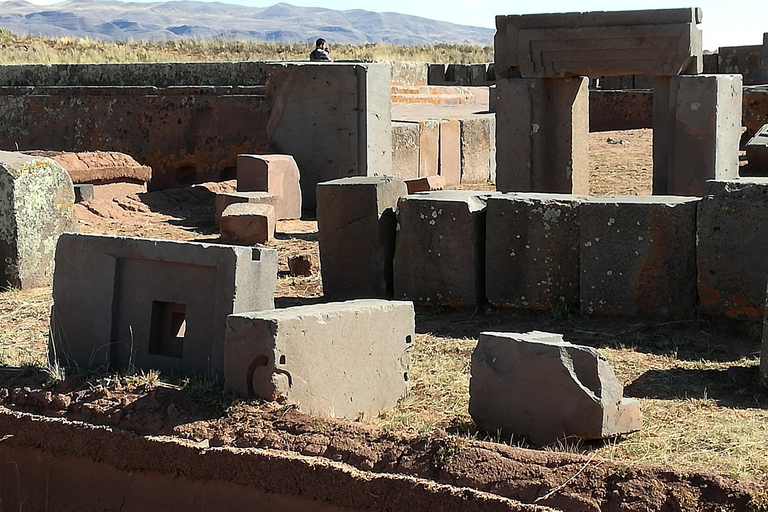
(309, 38, 331, 61)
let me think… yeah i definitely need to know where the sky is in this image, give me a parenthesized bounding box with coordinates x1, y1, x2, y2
(22, 0, 767, 51)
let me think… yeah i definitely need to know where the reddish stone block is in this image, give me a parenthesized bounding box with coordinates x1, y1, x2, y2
(220, 203, 276, 245)
(214, 191, 279, 227)
(236, 154, 302, 220)
(439, 119, 461, 186)
(404, 176, 445, 194)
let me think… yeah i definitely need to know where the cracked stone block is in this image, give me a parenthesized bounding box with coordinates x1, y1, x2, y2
(580, 196, 698, 318)
(224, 299, 413, 419)
(220, 203, 276, 245)
(0, 151, 77, 289)
(236, 154, 302, 220)
(469, 331, 642, 445)
(317, 176, 406, 300)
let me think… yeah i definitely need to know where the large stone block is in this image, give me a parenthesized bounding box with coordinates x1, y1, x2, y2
(469, 331, 642, 446)
(0, 152, 77, 289)
(391, 121, 420, 181)
(580, 196, 698, 318)
(50, 233, 277, 379)
(418, 120, 439, 177)
(219, 203, 276, 245)
(394, 191, 493, 306)
(495, 8, 702, 79)
(697, 180, 768, 320)
(214, 191, 279, 226)
(439, 119, 461, 186)
(460, 115, 493, 184)
(428, 64, 446, 85)
(485, 193, 583, 310)
(495, 77, 589, 194)
(224, 300, 413, 419)
(317, 176, 406, 300)
(236, 154, 302, 220)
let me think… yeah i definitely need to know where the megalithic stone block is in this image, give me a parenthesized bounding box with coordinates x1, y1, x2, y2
(0, 151, 77, 289)
(418, 120, 439, 177)
(495, 77, 589, 194)
(391, 121, 420, 181)
(580, 196, 699, 318)
(50, 233, 277, 379)
(219, 202, 276, 245)
(236, 154, 302, 220)
(485, 193, 584, 310)
(316, 176, 406, 300)
(469, 331, 642, 446)
(224, 300, 413, 419)
(439, 119, 461, 186)
(394, 190, 494, 306)
(460, 115, 493, 184)
(214, 191, 279, 227)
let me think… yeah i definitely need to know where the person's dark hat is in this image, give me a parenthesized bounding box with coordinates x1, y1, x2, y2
(315, 38, 327, 47)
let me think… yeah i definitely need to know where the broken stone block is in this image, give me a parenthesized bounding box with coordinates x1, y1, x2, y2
(394, 191, 494, 306)
(697, 180, 768, 320)
(404, 175, 445, 194)
(214, 191, 279, 227)
(746, 124, 768, 174)
(236, 154, 302, 220)
(485, 193, 583, 311)
(469, 331, 642, 445)
(418, 120, 439, 177)
(580, 196, 698, 318)
(0, 152, 77, 289)
(391, 121, 420, 181)
(50, 233, 277, 379)
(460, 115, 493, 184)
(220, 203, 276, 245)
(224, 299, 413, 419)
(439, 119, 461, 186)
(317, 176, 406, 300)
(26, 150, 152, 185)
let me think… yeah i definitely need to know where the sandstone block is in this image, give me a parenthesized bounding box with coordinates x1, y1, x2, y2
(317, 176, 406, 300)
(214, 191, 279, 227)
(0, 152, 77, 289)
(50, 233, 277, 378)
(26, 150, 152, 185)
(220, 203, 276, 245)
(394, 191, 493, 306)
(236, 154, 302, 220)
(418, 120, 439, 177)
(404, 175, 445, 194)
(486, 193, 583, 310)
(580, 196, 698, 318)
(391, 121, 420, 181)
(469, 331, 642, 445)
(439, 119, 461, 186)
(224, 300, 413, 419)
(460, 115, 493, 184)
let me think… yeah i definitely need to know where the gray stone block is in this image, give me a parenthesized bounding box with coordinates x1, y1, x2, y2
(460, 115, 493, 184)
(316, 176, 406, 300)
(580, 196, 698, 318)
(394, 191, 494, 306)
(746, 124, 768, 173)
(485, 193, 583, 310)
(445, 64, 469, 85)
(697, 180, 768, 320)
(50, 233, 277, 379)
(224, 300, 413, 419)
(391, 121, 420, 181)
(0, 151, 77, 289)
(469, 64, 489, 86)
(469, 331, 642, 446)
(214, 191, 279, 227)
(427, 63, 446, 85)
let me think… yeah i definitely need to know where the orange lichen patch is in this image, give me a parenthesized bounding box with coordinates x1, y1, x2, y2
(698, 283, 721, 306)
(726, 295, 764, 319)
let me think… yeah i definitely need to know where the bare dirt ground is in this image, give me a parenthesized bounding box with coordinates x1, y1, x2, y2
(1, 129, 767, 511)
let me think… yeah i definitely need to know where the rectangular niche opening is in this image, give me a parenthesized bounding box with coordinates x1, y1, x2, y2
(149, 301, 186, 358)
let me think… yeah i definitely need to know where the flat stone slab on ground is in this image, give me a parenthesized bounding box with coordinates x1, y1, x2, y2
(224, 299, 413, 419)
(25, 150, 152, 185)
(469, 330, 642, 446)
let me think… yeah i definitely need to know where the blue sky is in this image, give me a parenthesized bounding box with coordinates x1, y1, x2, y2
(25, 0, 766, 50)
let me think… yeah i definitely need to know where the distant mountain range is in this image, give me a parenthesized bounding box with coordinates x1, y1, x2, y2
(0, 0, 495, 44)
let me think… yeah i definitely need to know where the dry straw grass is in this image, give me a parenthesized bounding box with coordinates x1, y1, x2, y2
(0, 287, 51, 367)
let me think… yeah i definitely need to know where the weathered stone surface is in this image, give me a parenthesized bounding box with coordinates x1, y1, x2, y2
(50, 233, 277, 378)
(743, 86, 768, 140)
(391, 121, 420, 181)
(404, 175, 445, 194)
(236, 154, 302, 220)
(224, 300, 413, 419)
(460, 115, 493, 184)
(439, 119, 461, 186)
(427, 64, 446, 85)
(469, 64, 489, 86)
(317, 176, 406, 300)
(418, 120, 439, 177)
(697, 180, 768, 320)
(746, 124, 768, 173)
(220, 203, 276, 245)
(580, 196, 698, 318)
(589, 90, 653, 131)
(25, 150, 152, 185)
(719, 45, 765, 81)
(388, 61, 428, 86)
(394, 191, 494, 306)
(214, 191, 279, 226)
(0, 152, 77, 289)
(485, 194, 583, 310)
(495, 77, 589, 194)
(469, 331, 642, 446)
(495, 8, 702, 79)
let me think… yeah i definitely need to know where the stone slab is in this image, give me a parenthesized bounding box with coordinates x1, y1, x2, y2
(428, 64, 446, 85)
(469, 331, 642, 445)
(404, 175, 445, 194)
(236, 154, 302, 220)
(418, 120, 439, 177)
(214, 191, 279, 227)
(391, 121, 420, 181)
(50, 233, 277, 379)
(580, 196, 698, 318)
(0, 151, 77, 289)
(316, 176, 406, 300)
(697, 180, 768, 320)
(393, 191, 494, 306)
(485, 193, 583, 310)
(460, 115, 493, 184)
(439, 119, 461, 186)
(26, 150, 152, 185)
(224, 300, 413, 419)
(220, 203, 276, 245)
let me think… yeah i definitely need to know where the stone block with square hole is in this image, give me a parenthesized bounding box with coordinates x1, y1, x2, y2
(469, 331, 642, 446)
(50, 233, 277, 379)
(214, 191, 279, 227)
(236, 154, 302, 220)
(224, 300, 413, 419)
(580, 196, 698, 318)
(220, 203, 276, 245)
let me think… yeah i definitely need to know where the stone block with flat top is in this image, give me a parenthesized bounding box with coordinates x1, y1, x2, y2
(391, 121, 420, 181)
(214, 191, 279, 227)
(236, 154, 301, 220)
(220, 202, 276, 245)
